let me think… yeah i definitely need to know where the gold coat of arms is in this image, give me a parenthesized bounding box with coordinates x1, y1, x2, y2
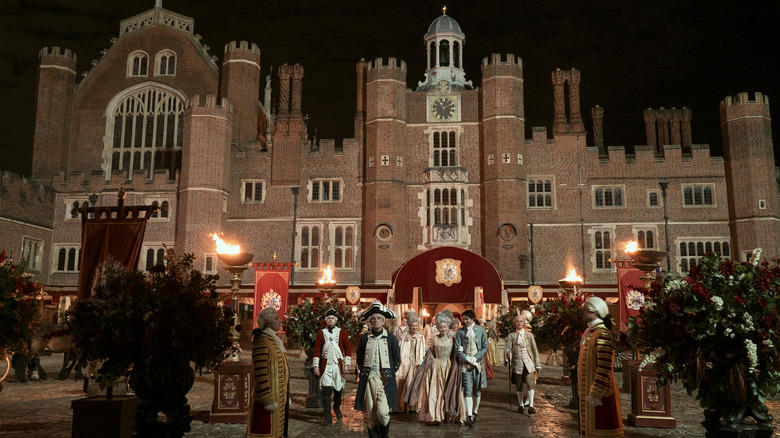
(346, 286, 360, 304)
(435, 258, 462, 287)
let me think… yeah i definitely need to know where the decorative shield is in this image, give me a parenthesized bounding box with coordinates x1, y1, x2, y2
(346, 286, 361, 304)
(528, 285, 543, 304)
(261, 288, 283, 311)
(435, 258, 462, 287)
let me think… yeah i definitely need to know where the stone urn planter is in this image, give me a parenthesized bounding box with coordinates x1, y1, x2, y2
(130, 361, 196, 437)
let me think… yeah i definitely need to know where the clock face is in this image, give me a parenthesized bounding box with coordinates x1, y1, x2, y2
(436, 80, 451, 94)
(431, 97, 456, 121)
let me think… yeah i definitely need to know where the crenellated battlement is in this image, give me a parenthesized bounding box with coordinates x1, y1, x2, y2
(187, 95, 233, 113)
(721, 92, 771, 120)
(0, 171, 56, 203)
(588, 142, 717, 166)
(368, 57, 407, 71)
(224, 40, 261, 56)
(39, 47, 77, 64)
(307, 137, 358, 155)
(722, 92, 769, 107)
(50, 168, 178, 192)
(481, 53, 522, 68)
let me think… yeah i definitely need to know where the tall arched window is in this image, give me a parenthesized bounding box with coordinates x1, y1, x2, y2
(107, 87, 184, 178)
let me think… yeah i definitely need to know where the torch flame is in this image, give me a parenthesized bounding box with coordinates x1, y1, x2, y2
(212, 233, 240, 254)
(563, 267, 583, 283)
(422, 309, 430, 317)
(318, 265, 336, 285)
(624, 241, 639, 253)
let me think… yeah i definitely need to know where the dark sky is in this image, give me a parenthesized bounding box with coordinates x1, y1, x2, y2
(2, 0, 779, 177)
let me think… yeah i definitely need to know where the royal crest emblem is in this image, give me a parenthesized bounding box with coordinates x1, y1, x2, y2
(626, 289, 645, 310)
(346, 286, 360, 304)
(528, 285, 543, 304)
(261, 288, 283, 311)
(435, 258, 462, 287)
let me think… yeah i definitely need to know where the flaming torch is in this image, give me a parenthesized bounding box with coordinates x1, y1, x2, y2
(559, 267, 584, 298)
(623, 241, 666, 288)
(318, 264, 336, 295)
(213, 233, 253, 362)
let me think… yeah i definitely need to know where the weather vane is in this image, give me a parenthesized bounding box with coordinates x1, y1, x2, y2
(443, 5, 447, 15)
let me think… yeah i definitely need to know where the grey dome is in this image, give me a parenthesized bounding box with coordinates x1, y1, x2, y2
(425, 15, 464, 38)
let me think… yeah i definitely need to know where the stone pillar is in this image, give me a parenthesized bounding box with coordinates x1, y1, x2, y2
(592, 105, 605, 152)
(644, 109, 657, 150)
(278, 65, 291, 116)
(552, 69, 567, 131)
(681, 107, 692, 150)
(291, 64, 304, 116)
(669, 108, 681, 146)
(568, 69, 584, 130)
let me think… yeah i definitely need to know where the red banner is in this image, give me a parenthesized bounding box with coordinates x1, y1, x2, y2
(78, 205, 153, 300)
(253, 263, 294, 328)
(616, 259, 645, 332)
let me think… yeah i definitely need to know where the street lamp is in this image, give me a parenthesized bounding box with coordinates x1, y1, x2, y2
(659, 181, 671, 272)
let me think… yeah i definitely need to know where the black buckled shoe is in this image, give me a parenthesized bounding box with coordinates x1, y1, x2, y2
(527, 406, 536, 414)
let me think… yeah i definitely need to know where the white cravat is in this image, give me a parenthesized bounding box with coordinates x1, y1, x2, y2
(580, 318, 603, 346)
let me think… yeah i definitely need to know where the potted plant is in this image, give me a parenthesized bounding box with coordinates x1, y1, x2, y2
(0, 250, 42, 391)
(628, 249, 780, 437)
(282, 294, 362, 407)
(62, 251, 235, 437)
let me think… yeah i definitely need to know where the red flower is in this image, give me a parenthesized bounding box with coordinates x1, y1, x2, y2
(718, 259, 737, 278)
(759, 298, 768, 308)
(734, 295, 745, 305)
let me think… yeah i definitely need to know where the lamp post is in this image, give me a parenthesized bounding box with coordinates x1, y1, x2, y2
(290, 187, 300, 286)
(659, 181, 671, 272)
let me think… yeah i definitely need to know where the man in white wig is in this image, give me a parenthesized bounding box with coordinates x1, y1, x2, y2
(505, 309, 541, 414)
(578, 296, 623, 436)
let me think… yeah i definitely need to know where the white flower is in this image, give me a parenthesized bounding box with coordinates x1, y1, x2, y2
(763, 339, 774, 349)
(639, 348, 665, 370)
(711, 296, 723, 310)
(749, 248, 763, 266)
(743, 313, 755, 332)
(745, 339, 758, 373)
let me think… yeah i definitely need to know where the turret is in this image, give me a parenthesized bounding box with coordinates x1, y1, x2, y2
(175, 95, 233, 261)
(32, 47, 77, 179)
(479, 53, 527, 281)
(721, 92, 780, 259)
(220, 41, 261, 147)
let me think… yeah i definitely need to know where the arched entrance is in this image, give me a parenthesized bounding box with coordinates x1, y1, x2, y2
(390, 247, 504, 322)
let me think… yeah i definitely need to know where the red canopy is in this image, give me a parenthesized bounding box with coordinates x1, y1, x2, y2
(391, 247, 503, 304)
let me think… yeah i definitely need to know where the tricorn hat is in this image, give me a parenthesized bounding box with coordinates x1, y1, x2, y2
(322, 308, 340, 319)
(360, 300, 396, 321)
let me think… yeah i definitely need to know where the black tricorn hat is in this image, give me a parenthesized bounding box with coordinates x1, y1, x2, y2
(360, 300, 396, 321)
(322, 308, 340, 319)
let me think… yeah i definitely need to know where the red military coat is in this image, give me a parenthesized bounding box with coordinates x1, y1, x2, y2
(312, 326, 351, 375)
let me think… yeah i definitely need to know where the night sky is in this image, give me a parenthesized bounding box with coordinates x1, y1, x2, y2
(2, 0, 779, 177)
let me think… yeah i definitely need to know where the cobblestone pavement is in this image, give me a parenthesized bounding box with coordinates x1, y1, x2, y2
(1, 351, 778, 437)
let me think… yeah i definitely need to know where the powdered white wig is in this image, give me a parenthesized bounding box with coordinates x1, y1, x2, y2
(435, 312, 451, 326)
(521, 309, 533, 322)
(256, 307, 278, 330)
(584, 296, 609, 318)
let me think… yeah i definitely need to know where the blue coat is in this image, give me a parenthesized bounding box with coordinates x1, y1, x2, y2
(454, 323, 489, 389)
(354, 330, 401, 411)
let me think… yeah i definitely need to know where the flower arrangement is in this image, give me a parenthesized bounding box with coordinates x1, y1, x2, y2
(61, 251, 235, 385)
(529, 294, 589, 352)
(0, 250, 42, 353)
(627, 249, 780, 412)
(282, 293, 363, 356)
